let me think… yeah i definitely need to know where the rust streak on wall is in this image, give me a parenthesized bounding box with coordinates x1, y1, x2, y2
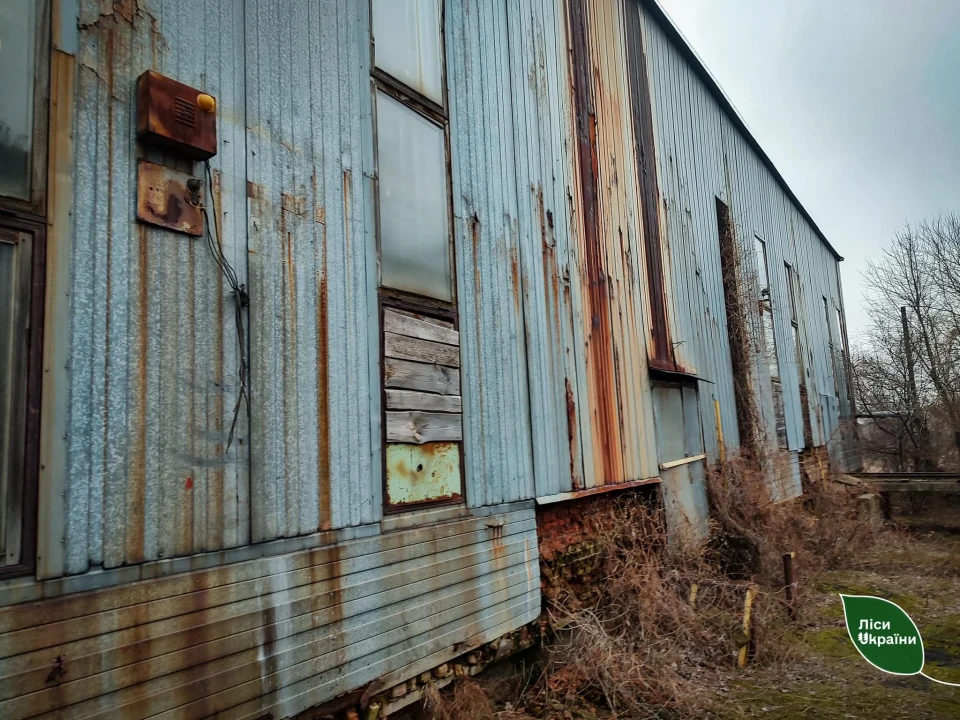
(568, 0, 622, 485)
(623, 0, 674, 370)
(565, 378, 580, 490)
(131, 224, 149, 564)
(210, 170, 225, 550)
(317, 215, 331, 531)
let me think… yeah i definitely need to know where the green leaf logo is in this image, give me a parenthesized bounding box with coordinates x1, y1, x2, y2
(840, 594, 924, 675)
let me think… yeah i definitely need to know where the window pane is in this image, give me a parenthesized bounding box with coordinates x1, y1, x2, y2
(0, 0, 36, 199)
(373, 0, 444, 104)
(753, 237, 769, 291)
(0, 227, 31, 566)
(377, 91, 452, 301)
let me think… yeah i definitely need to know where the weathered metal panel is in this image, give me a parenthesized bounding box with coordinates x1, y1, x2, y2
(652, 384, 708, 541)
(447, 0, 538, 506)
(449, 0, 663, 503)
(386, 442, 461, 506)
(566, 0, 661, 488)
(59, 0, 380, 574)
(63, 0, 251, 573)
(0, 509, 540, 720)
(245, 0, 376, 539)
(636, 6, 739, 461)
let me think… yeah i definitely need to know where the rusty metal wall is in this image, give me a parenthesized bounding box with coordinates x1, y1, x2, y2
(637, 0, 856, 481)
(62, 0, 252, 574)
(448, 0, 662, 506)
(57, 0, 379, 575)
(0, 508, 540, 720)
(446, 0, 537, 507)
(244, 0, 377, 539)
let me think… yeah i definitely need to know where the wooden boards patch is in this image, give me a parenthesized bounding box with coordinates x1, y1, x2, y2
(383, 309, 463, 444)
(382, 309, 464, 505)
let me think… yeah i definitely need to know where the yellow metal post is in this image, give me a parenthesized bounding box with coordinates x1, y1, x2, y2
(714, 399, 725, 464)
(737, 587, 756, 668)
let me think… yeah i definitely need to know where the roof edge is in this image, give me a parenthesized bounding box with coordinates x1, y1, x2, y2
(639, 0, 844, 261)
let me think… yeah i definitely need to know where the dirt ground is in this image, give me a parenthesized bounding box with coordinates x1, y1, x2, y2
(718, 529, 960, 719)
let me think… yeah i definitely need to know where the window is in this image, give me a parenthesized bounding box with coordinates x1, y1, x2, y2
(0, 219, 43, 574)
(835, 307, 845, 354)
(754, 238, 779, 379)
(376, 91, 452, 300)
(754, 237, 787, 448)
(785, 263, 803, 375)
(372, 1, 463, 510)
(0, 0, 37, 200)
(373, 0, 444, 105)
(0, 2, 46, 576)
(373, 0, 453, 303)
(824, 296, 839, 396)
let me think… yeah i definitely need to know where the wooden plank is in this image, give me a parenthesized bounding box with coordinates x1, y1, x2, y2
(384, 359, 460, 396)
(390, 308, 455, 329)
(385, 390, 462, 413)
(384, 309, 459, 346)
(659, 454, 706, 470)
(386, 412, 462, 444)
(384, 333, 460, 368)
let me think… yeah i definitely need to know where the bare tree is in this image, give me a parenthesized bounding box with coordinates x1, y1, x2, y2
(855, 213, 960, 471)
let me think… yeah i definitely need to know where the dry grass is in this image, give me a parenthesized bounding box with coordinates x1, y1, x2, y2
(418, 455, 902, 719)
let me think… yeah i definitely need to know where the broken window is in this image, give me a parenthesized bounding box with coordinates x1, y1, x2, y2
(715, 198, 759, 456)
(785, 262, 803, 376)
(785, 263, 811, 446)
(754, 237, 787, 448)
(824, 296, 839, 397)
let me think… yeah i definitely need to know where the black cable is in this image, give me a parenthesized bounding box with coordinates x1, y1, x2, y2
(197, 161, 249, 453)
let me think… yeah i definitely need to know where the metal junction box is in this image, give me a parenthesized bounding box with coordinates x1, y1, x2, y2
(136, 70, 217, 160)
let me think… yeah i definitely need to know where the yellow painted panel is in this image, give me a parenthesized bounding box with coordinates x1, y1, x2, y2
(386, 442, 462, 506)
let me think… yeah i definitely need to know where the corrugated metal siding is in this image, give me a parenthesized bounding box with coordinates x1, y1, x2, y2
(447, 0, 538, 507)
(0, 509, 540, 720)
(60, 0, 378, 575)
(638, 9, 740, 460)
(244, 0, 376, 539)
(637, 2, 855, 483)
(450, 0, 662, 504)
(574, 0, 660, 487)
(64, 1, 251, 574)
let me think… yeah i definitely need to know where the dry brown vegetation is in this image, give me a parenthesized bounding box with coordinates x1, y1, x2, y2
(420, 456, 907, 720)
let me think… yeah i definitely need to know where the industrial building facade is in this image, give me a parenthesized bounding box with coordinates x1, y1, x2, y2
(0, 0, 857, 717)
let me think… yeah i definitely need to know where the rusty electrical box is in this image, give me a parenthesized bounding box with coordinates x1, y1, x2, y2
(137, 70, 217, 160)
(136, 161, 204, 237)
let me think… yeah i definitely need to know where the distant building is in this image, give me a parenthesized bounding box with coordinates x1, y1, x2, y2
(0, 1, 858, 717)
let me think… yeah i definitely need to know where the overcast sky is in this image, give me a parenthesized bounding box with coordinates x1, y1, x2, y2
(657, 0, 960, 343)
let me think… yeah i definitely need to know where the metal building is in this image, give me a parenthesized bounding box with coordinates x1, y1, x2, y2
(0, 0, 858, 717)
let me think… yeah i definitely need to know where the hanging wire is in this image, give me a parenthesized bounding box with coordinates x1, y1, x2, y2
(194, 161, 249, 452)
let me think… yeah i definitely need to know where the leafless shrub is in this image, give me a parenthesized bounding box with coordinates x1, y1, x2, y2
(708, 453, 893, 580)
(514, 454, 899, 719)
